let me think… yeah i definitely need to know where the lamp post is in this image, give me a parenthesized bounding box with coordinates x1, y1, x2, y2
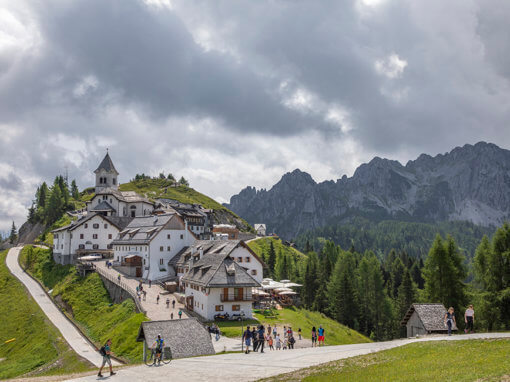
(240, 310, 246, 352)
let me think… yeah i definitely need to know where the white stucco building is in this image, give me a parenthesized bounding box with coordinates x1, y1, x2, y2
(52, 214, 133, 265)
(172, 240, 266, 320)
(112, 213, 196, 281)
(254, 224, 266, 236)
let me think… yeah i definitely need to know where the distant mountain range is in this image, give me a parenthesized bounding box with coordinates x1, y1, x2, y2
(225, 142, 510, 239)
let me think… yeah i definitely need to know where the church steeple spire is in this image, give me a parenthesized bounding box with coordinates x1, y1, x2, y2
(94, 151, 119, 192)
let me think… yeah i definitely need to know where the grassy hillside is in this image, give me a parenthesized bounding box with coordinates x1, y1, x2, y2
(263, 339, 510, 381)
(0, 250, 92, 379)
(20, 246, 148, 363)
(248, 237, 307, 263)
(217, 307, 370, 345)
(120, 178, 252, 231)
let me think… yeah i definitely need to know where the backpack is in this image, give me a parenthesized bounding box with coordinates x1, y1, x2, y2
(99, 346, 106, 356)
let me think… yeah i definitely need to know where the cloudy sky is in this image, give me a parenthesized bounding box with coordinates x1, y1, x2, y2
(1, 0, 510, 232)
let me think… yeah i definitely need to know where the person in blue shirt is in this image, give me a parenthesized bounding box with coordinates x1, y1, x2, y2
(243, 326, 252, 354)
(152, 334, 165, 364)
(318, 325, 325, 346)
(98, 339, 115, 377)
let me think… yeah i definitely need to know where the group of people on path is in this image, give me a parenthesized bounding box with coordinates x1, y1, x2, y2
(242, 324, 325, 354)
(444, 304, 475, 336)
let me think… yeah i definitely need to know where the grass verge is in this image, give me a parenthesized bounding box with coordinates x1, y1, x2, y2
(20, 246, 148, 363)
(261, 339, 510, 381)
(0, 250, 92, 379)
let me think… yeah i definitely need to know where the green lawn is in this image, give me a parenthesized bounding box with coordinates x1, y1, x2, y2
(20, 246, 148, 363)
(263, 339, 510, 381)
(0, 250, 92, 379)
(215, 307, 370, 346)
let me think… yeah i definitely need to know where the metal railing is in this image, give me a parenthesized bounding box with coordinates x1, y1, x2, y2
(220, 293, 253, 302)
(95, 266, 147, 315)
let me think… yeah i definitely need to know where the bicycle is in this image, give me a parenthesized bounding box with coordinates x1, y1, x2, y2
(144, 346, 171, 366)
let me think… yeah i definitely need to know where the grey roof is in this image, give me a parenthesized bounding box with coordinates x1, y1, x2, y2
(111, 213, 180, 245)
(90, 200, 116, 212)
(94, 188, 153, 204)
(181, 242, 261, 288)
(136, 318, 215, 359)
(94, 152, 119, 174)
(401, 303, 457, 331)
(51, 213, 133, 233)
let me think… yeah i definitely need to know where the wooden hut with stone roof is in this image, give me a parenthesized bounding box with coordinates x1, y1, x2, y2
(136, 318, 215, 359)
(401, 303, 457, 337)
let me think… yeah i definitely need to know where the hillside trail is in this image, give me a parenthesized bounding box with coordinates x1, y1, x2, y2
(5, 247, 120, 367)
(65, 332, 510, 382)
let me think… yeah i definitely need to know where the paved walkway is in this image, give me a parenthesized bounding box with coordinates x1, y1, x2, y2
(5, 247, 119, 368)
(66, 332, 510, 381)
(94, 260, 187, 321)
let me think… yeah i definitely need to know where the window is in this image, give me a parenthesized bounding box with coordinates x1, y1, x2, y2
(245, 257, 251, 263)
(232, 305, 240, 311)
(180, 234, 184, 239)
(160, 259, 164, 265)
(55, 234, 58, 239)
(80, 234, 84, 239)
(215, 305, 224, 312)
(167, 246, 171, 251)
(102, 195, 107, 200)
(108, 234, 112, 239)
(93, 244, 99, 249)
(93, 234, 98, 239)
(237, 257, 242, 262)
(113, 178, 117, 185)
(93, 223, 99, 229)
(61, 244, 63, 249)
(160, 246, 164, 252)
(143, 259, 146, 265)
(251, 269, 257, 275)
(167, 234, 171, 239)
(104, 224, 108, 229)
(84, 224, 88, 228)
(79, 244, 85, 249)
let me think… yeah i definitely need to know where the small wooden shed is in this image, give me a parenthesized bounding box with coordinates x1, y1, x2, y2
(136, 318, 215, 359)
(401, 303, 457, 337)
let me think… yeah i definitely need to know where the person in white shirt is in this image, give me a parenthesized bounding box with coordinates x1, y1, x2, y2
(464, 304, 475, 333)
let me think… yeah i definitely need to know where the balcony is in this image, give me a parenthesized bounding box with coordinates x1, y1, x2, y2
(220, 293, 252, 302)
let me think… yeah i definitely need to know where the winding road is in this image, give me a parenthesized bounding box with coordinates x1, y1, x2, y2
(5, 247, 120, 368)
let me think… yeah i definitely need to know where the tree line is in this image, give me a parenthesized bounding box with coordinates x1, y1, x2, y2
(262, 223, 510, 341)
(132, 173, 189, 186)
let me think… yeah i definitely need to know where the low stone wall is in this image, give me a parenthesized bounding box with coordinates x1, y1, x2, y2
(113, 265, 137, 277)
(99, 274, 135, 305)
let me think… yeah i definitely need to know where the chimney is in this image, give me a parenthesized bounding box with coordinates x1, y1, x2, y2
(199, 248, 204, 259)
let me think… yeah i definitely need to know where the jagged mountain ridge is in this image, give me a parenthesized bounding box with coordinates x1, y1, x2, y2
(225, 142, 510, 238)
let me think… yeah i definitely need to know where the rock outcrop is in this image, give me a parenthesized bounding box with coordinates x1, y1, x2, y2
(225, 142, 510, 238)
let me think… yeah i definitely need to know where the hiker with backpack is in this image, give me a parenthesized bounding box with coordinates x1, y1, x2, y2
(98, 339, 115, 377)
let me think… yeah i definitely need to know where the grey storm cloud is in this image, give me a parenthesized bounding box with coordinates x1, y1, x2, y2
(1, 0, 510, 231)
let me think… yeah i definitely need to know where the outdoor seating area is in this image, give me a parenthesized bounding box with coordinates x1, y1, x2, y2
(253, 278, 302, 308)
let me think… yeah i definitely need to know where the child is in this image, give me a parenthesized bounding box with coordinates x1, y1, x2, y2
(282, 337, 288, 350)
(267, 334, 274, 350)
(298, 328, 302, 340)
(275, 334, 281, 350)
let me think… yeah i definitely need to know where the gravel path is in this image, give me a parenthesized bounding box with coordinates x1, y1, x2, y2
(65, 332, 510, 382)
(5, 247, 120, 368)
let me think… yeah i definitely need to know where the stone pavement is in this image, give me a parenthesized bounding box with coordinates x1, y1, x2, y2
(5, 247, 120, 368)
(66, 332, 510, 382)
(94, 260, 187, 321)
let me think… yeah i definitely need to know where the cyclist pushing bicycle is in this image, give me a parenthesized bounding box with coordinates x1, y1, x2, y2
(152, 334, 165, 364)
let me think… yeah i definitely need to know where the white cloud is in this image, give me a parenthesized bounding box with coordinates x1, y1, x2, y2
(375, 54, 408, 79)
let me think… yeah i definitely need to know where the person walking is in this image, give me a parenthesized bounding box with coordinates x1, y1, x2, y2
(298, 328, 302, 340)
(171, 312, 174, 320)
(273, 325, 277, 338)
(117, 274, 121, 283)
(282, 337, 288, 350)
(444, 307, 456, 336)
(243, 325, 252, 354)
(172, 299, 176, 309)
(178, 309, 182, 319)
(156, 294, 160, 304)
(283, 326, 287, 339)
(149, 279, 152, 288)
(318, 325, 325, 346)
(311, 326, 317, 347)
(166, 298, 170, 309)
(275, 334, 281, 350)
(465, 305, 475, 333)
(143, 290, 146, 301)
(97, 339, 116, 377)
(257, 325, 265, 353)
(252, 327, 258, 351)
(288, 335, 295, 349)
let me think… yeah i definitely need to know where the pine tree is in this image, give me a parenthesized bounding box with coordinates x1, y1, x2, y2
(302, 252, 319, 308)
(304, 240, 312, 254)
(276, 250, 289, 281)
(267, 240, 276, 276)
(71, 179, 80, 200)
(328, 251, 357, 327)
(27, 203, 36, 223)
(178, 176, 189, 186)
(9, 221, 17, 244)
(410, 260, 425, 289)
(397, 268, 415, 319)
(46, 183, 64, 224)
(390, 257, 405, 298)
(167, 173, 175, 181)
(38, 182, 48, 208)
